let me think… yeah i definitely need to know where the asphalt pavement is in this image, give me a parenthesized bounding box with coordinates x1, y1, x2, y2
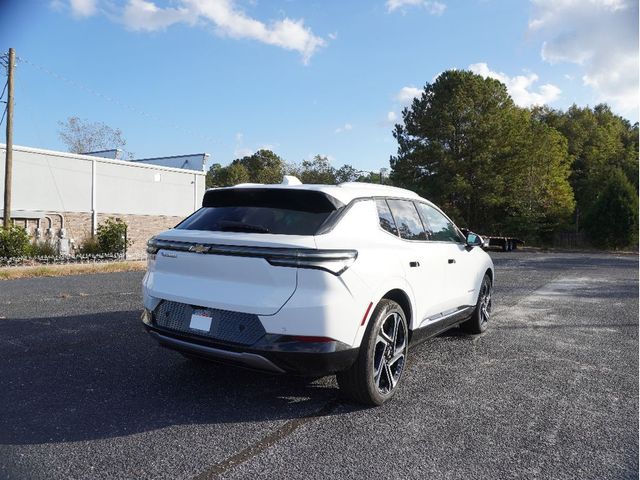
(0, 251, 637, 480)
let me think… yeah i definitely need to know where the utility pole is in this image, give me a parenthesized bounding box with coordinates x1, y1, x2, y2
(3, 48, 15, 229)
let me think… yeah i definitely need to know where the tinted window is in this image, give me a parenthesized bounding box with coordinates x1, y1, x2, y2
(415, 203, 462, 242)
(178, 188, 341, 235)
(375, 199, 398, 236)
(387, 200, 427, 241)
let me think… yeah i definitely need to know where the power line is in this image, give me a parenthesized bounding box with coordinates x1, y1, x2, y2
(17, 55, 219, 147)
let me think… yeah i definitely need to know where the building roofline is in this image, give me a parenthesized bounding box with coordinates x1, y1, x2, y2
(130, 153, 210, 162)
(0, 144, 205, 176)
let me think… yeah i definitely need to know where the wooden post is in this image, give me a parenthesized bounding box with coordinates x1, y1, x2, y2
(3, 48, 15, 228)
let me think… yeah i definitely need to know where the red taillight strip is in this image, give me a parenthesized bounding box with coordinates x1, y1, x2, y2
(360, 302, 374, 326)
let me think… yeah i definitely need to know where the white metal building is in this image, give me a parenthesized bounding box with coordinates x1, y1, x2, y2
(0, 144, 207, 255)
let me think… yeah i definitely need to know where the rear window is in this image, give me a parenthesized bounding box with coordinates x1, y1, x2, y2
(177, 188, 343, 236)
(376, 199, 398, 236)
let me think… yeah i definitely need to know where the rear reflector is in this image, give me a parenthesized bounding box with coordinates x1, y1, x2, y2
(360, 302, 374, 326)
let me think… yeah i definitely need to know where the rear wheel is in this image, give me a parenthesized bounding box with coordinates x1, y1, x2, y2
(461, 274, 492, 334)
(337, 299, 408, 406)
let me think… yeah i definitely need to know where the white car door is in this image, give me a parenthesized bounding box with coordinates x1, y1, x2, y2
(380, 199, 449, 322)
(415, 202, 477, 311)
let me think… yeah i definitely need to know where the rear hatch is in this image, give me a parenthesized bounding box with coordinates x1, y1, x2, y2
(146, 187, 344, 316)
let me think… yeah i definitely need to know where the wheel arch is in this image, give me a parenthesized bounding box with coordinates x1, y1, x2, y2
(381, 288, 413, 331)
(485, 267, 493, 283)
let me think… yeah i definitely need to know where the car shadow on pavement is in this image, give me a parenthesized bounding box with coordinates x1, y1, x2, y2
(0, 310, 346, 446)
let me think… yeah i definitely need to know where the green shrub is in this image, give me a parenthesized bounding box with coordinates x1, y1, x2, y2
(97, 217, 131, 254)
(584, 169, 639, 249)
(78, 218, 131, 255)
(28, 240, 58, 257)
(0, 225, 31, 258)
(78, 237, 102, 255)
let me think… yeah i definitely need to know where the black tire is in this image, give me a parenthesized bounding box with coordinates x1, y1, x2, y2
(461, 274, 492, 334)
(337, 299, 409, 406)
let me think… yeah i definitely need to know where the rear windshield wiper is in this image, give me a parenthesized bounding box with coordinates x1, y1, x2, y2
(216, 221, 270, 234)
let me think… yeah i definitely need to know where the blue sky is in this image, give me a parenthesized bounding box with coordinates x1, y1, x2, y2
(0, 0, 637, 172)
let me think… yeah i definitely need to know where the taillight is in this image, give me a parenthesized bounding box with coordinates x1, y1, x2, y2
(147, 237, 159, 254)
(266, 250, 357, 276)
(145, 238, 357, 276)
(147, 237, 157, 269)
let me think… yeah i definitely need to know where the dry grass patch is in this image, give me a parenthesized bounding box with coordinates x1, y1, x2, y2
(0, 261, 147, 280)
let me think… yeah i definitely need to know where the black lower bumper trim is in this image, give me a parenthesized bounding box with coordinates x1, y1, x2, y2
(150, 331, 286, 373)
(145, 325, 359, 376)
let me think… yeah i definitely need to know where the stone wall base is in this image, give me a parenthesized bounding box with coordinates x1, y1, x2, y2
(14, 211, 185, 256)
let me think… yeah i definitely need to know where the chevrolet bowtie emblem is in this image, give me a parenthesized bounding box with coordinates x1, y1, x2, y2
(190, 244, 209, 253)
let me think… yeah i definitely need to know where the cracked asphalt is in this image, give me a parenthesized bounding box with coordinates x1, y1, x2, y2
(0, 251, 637, 480)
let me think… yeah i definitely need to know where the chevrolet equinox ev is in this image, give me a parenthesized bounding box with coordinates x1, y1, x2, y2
(142, 178, 494, 405)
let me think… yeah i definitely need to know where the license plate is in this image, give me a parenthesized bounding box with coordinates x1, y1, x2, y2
(189, 311, 212, 332)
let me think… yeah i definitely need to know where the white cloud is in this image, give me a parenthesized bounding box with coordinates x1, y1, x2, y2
(386, 0, 446, 15)
(529, 0, 638, 114)
(233, 134, 278, 157)
(233, 132, 251, 157)
(69, 0, 97, 17)
(234, 147, 252, 158)
(469, 62, 561, 107)
(123, 0, 193, 31)
(335, 123, 353, 134)
(185, 0, 326, 64)
(60, 0, 326, 64)
(396, 86, 422, 105)
(387, 111, 398, 122)
(49, 0, 65, 12)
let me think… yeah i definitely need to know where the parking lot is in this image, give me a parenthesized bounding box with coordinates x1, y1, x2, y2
(0, 251, 638, 480)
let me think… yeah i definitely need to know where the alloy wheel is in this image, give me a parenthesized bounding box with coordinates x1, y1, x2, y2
(479, 281, 492, 326)
(373, 311, 407, 395)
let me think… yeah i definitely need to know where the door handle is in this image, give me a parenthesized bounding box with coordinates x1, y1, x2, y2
(409, 261, 420, 268)
(448, 259, 456, 264)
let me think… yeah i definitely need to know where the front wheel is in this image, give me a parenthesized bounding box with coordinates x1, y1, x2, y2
(337, 299, 409, 406)
(461, 274, 492, 334)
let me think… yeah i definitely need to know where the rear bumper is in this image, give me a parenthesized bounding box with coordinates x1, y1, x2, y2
(144, 323, 359, 376)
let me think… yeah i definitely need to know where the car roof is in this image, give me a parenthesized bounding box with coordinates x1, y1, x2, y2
(206, 181, 426, 205)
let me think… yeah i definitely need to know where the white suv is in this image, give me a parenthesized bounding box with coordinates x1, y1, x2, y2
(142, 178, 494, 405)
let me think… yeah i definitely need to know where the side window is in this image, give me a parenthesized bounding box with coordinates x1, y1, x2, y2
(416, 203, 462, 243)
(387, 200, 428, 241)
(375, 199, 398, 236)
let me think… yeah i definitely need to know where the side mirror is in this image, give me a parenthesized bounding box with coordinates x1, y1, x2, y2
(465, 232, 483, 248)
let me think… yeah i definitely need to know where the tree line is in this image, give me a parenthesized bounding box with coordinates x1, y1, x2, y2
(54, 71, 638, 249)
(390, 71, 638, 248)
(207, 70, 637, 249)
(206, 151, 384, 187)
